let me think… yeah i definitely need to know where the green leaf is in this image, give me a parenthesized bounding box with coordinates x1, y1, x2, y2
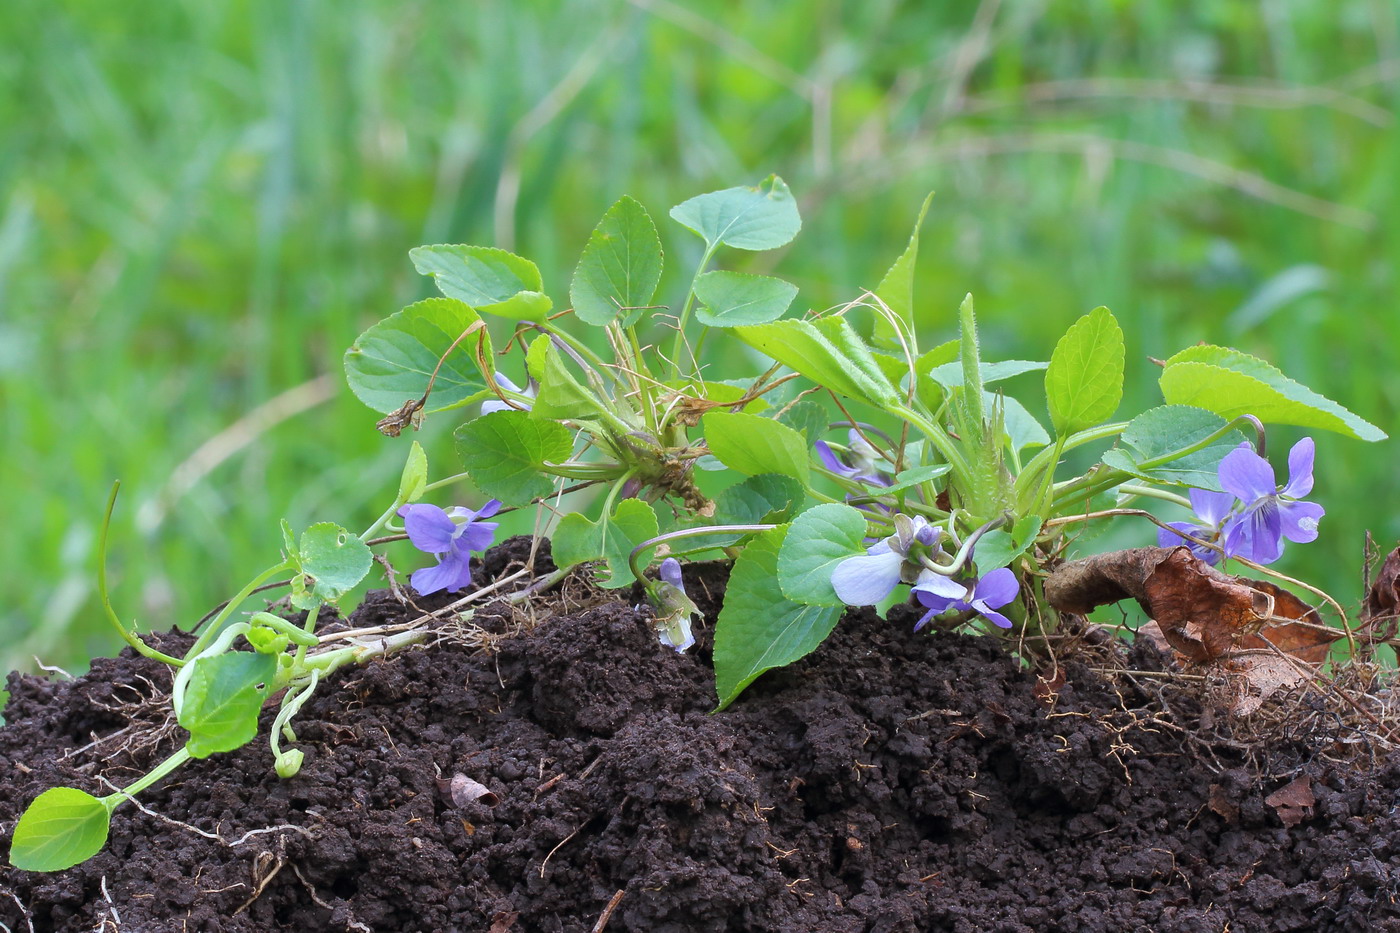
(396, 440, 428, 505)
(454, 409, 573, 506)
(179, 652, 278, 758)
(570, 196, 664, 327)
(293, 523, 373, 609)
(1100, 405, 1245, 490)
(776, 504, 870, 606)
(669, 175, 801, 251)
(732, 318, 900, 407)
(344, 298, 493, 415)
(694, 271, 798, 326)
(871, 192, 933, 350)
(10, 787, 113, 872)
(713, 526, 843, 710)
(1045, 306, 1125, 436)
(997, 394, 1052, 452)
(703, 412, 810, 484)
(974, 515, 1043, 572)
(775, 399, 828, 443)
(551, 498, 658, 588)
(712, 474, 806, 528)
(1159, 345, 1386, 442)
(883, 463, 952, 495)
(410, 244, 552, 320)
(927, 359, 1048, 387)
(529, 340, 600, 421)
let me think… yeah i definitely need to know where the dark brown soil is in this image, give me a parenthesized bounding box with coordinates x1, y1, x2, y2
(4, 537, 1400, 932)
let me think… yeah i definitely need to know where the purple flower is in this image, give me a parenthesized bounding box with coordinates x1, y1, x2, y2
(1157, 488, 1236, 566)
(482, 372, 535, 415)
(831, 513, 939, 606)
(651, 558, 697, 653)
(815, 430, 890, 488)
(397, 500, 502, 595)
(1215, 438, 1324, 565)
(910, 567, 1019, 631)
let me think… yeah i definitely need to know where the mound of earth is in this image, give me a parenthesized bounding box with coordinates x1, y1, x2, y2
(2, 538, 1398, 931)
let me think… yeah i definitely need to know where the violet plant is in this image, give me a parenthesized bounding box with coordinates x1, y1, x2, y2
(10, 177, 1387, 873)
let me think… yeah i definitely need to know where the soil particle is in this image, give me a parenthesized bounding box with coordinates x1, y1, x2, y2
(3, 539, 1400, 931)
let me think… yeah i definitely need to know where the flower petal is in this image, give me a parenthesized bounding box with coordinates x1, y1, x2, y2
(911, 569, 969, 604)
(814, 441, 852, 476)
(1158, 521, 1206, 549)
(410, 551, 473, 595)
(1218, 444, 1278, 503)
(1188, 488, 1236, 527)
(972, 568, 1019, 609)
(1278, 499, 1324, 543)
(659, 557, 685, 591)
(912, 608, 941, 632)
(457, 520, 499, 554)
(831, 549, 904, 605)
(472, 499, 504, 520)
(480, 399, 511, 415)
(398, 504, 458, 554)
(1228, 503, 1284, 565)
(974, 605, 1014, 629)
(494, 372, 523, 394)
(1281, 437, 1316, 498)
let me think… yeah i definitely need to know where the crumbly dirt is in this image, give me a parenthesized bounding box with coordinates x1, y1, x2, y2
(3, 537, 1400, 932)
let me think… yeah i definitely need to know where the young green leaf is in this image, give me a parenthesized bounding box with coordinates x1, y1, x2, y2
(9, 787, 113, 872)
(998, 395, 1051, 452)
(551, 498, 659, 589)
(927, 359, 1048, 387)
(454, 409, 574, 505)
(409, 244, 552, 320)
(1099, 405, 1247, 490)
(871, 192, 933, 350)
(1159, 345, 1386, 441)
(293, 523, 373, 609)
(693, 271, 798, 326)
(883, 463, 952, 495)
(344, 298, 493, 415)
(732, 318, 900, 408)
(396, 440, 429, 506)
(973, 515, 1043, 572)
(713, 526, 843, 710)
(776, 503, 870, 606)
(703, 411, 810, 484)
(570, 196, 664, 327)
(712, 473, 806, 528)
(179, 652, 278, 758)
(775, 399, 828, 443)
(1045, 306, 1125, 436)
(669, 175, 801, 251)
(529, 340, 601, 421)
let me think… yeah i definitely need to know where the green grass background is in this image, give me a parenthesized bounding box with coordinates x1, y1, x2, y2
(2, 0, 1397, 675)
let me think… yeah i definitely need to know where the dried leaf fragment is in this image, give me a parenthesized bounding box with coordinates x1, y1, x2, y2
(1263, 774, 1316, 828)
(1207, 783, 1239, 823)
(1362, 543, 1400, 639)
(438, 773, 500, 808)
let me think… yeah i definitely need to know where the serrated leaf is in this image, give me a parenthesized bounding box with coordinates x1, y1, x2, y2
(776, 504, 870, 606)
(551, 498, 658, 588)
(733, 318, 900, 408)
(410, 244, 552, 320)
(883, 463, 952, 495)
(9, 787, 113, 872)
(179, 652, 278, 758)
(694, 271, 798, 327)
(703, 411, 810, 484)
(529, 340, 600, 421)
(570, 196, 664, 327)
(775, 399, 828, 443)
(397, 441, 428, 505)
(454, 409, 573, 505)
(714, 526, 843, 710)
(871, 192, 933, 350)
(1045, 306, 1125, 436)
(294, 523, 373, 608)
(1159, 345, 1385, 441)
(713, 474, 806, 527)
(669, 175, 801, 251)
(928, 359, 1048, 387)
(1101, 405, 1247, 491)
(974, 515, 1042, 572)
(343, 298, 493, 415)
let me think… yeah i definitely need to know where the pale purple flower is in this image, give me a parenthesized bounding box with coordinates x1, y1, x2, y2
(1157, 488, 1236, 565)
(652, 557, 697, 653)
(910, 567, 1019, 631)
(397, 500, 502, 594)
(1216, 438, 1324, 565)
(482, 372, 535, 415)
(831, 514, 939, 606)
(814, 430, 890, 488)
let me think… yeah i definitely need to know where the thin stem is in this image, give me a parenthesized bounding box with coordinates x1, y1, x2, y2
(1015, 421, 1129, 500)
(103, 747, 192, 809)
(1118, 483, 1192, 508)
(96, 482, 185, 667)
(292, 602, 323, 668)
(669, 242, 718, 379)
(186, 560, 295, 657)
(628, 523, 777, 585)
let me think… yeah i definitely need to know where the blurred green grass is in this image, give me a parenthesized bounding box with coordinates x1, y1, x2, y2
(2, 0, 1397, 674)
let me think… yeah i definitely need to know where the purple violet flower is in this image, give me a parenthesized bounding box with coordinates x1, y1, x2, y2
(482, 372, 535, 415)
(1157, 488, 1236, 566)
(831, 513, 939, 606)
(1215, 438, 1324, 565)
(397, 500, 502, 595)
(815, 430, 890, 488)
(652, 557, 697, 653)
(910, 567, 1019, 631)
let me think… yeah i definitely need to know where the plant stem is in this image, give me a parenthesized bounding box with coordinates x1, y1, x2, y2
(97, 482, 185, 667)
(186, 560, 294, 657)
(669, 242, 718, 379)
(103, 747, 192, 810)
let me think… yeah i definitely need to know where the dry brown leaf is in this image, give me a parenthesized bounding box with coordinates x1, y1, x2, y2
(1207, 783, 1239, 823)
(438, 773, 500, 808)
(1263, 774, 1316, 828)
(1225, 655, 1310, 716)
(1362, 544, 1400, 639)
